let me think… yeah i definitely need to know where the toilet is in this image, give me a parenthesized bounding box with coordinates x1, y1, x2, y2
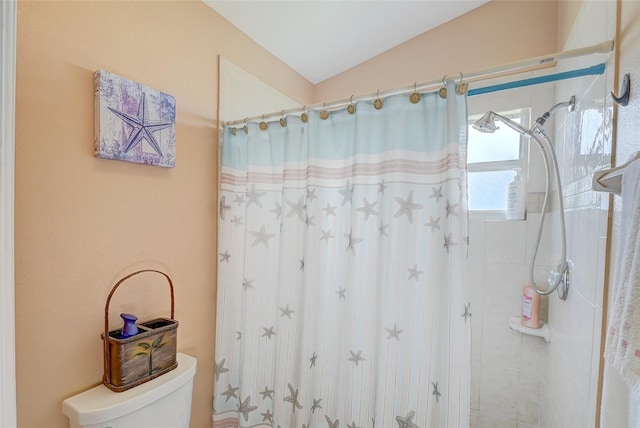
(62, 353, 197, 428)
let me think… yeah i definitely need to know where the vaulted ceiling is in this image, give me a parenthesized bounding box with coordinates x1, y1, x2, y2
(204, 1, 491, 84)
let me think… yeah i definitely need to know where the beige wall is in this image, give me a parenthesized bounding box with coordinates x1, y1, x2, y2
(314, 0, 559, 103)
(558, 0, 583, 48)
(14, 1, 312, 427)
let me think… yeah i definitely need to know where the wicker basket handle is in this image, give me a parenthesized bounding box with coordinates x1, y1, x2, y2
(104, 269, 175, 339)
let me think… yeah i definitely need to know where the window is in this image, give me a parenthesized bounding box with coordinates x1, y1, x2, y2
(467, 109, 529, 219)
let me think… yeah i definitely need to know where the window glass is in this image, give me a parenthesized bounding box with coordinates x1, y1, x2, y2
(467, 117, 522, 164)
(466, 111, 527, 216)
(468, 170, 517, 211)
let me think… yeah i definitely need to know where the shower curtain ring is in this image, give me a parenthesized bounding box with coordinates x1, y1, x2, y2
(243, 117, 249, 134)
(456, 72, 468, 95)
(280, 110, 287, 127)
(320, 102, 329, 120)
(374, 90, 384, 110)
(348, 95, 356, 114)
(410, 82, 421, 104)
(439, 75, 448, 98)
(301, 105, 308, 123)
(260, 114, 268, 131)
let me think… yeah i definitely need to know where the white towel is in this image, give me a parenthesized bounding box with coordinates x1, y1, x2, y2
(605, 157, 640, 398)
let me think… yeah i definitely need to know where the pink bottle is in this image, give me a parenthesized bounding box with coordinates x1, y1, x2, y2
(521, 284, 541, 329)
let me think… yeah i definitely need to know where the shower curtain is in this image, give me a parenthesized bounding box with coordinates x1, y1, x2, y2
(214, 84, 470, 428)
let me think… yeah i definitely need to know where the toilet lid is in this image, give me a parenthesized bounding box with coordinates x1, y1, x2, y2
(62, 353, 196, 425)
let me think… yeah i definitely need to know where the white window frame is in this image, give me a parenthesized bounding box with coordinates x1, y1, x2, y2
(467, 108, 530, 220)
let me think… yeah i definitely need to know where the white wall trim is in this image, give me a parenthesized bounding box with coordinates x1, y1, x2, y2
(0, 0, 17, 426)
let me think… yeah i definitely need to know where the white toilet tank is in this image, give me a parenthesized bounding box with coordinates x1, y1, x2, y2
(62, 353, 197, 428)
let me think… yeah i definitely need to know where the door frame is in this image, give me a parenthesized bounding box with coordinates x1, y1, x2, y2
(1, 0, 17, 426)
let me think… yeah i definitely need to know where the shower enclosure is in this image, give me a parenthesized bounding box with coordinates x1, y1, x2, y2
(467, 2, 615, 425)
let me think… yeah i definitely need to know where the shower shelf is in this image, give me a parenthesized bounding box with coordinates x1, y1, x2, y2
(508, 316, 550, 342)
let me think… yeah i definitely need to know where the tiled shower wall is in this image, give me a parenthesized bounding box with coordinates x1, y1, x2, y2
(541, 1, 615, 426)
(468, 84, 556, 427)
(467, 1, 615, 421)
(468, 216, 551, 428)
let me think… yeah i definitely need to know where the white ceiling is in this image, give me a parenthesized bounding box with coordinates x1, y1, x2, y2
(204, 1, 491, 84)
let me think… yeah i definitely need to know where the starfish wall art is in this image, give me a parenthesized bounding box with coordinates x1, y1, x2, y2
(94, 70, 176, 167)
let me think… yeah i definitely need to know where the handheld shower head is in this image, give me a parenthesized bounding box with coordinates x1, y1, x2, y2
(472, 112, 498, 133)
(474, 96, 576, 134)
(472, 111, 528, 135)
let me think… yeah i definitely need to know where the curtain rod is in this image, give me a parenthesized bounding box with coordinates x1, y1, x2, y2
(227, 40, 614, 127)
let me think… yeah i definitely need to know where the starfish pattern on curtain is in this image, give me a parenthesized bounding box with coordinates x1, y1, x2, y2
(214, 85, 470, 428)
